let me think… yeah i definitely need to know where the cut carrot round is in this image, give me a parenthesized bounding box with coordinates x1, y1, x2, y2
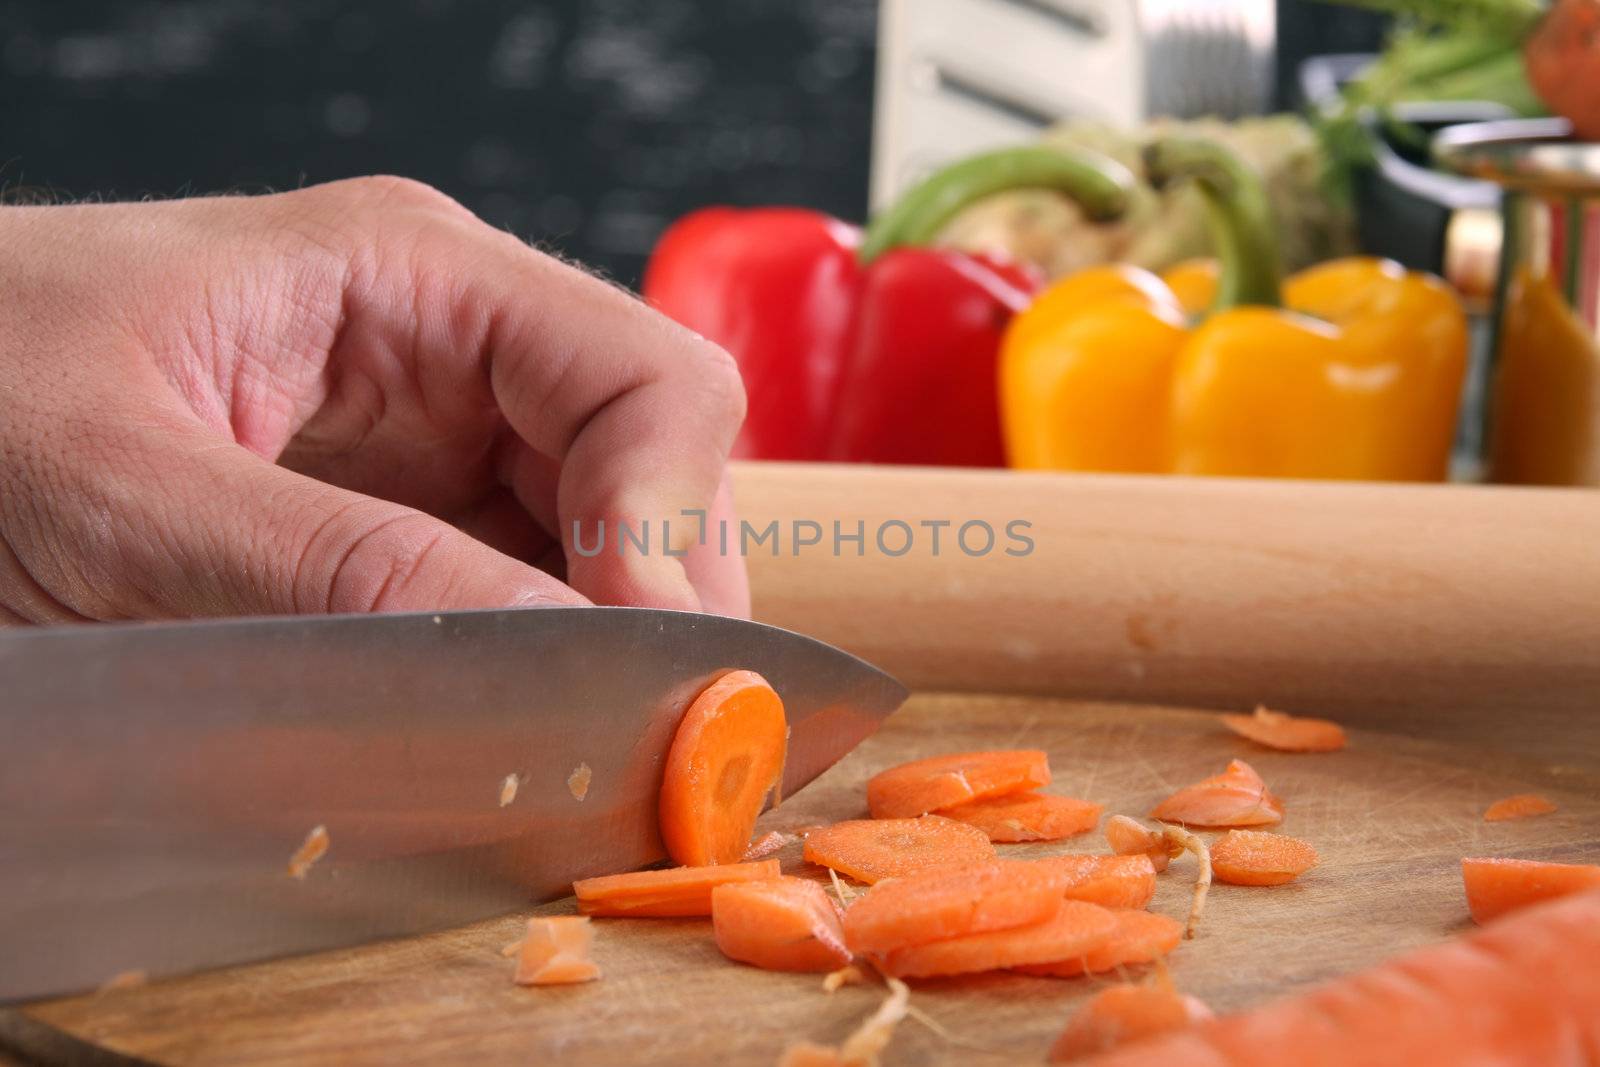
(1105, 815, 1175, 873)
(1461, 856, 1600, 924)
(1150, 759, 1283, 828)
(1016, 910, 1184, 978)
(842, 861, 1065, 955)
(574, 859, 780, 917)
(880, 899, 1117, 978)
(803, 815, 995, 885)
(1483, 794, 1559, 822)
(1048, 984, 1212, 1062)
(1221, 705, 1346, 753)
(939, 792, 1103, 843)
(1210, 830, 1318, 887)
(1031, 854, 1159, 909)
(513, 916, 600, 986)
(659, 669, 788, 866)
(712, 877, 851, 972)
(866, 750, 1050, 819)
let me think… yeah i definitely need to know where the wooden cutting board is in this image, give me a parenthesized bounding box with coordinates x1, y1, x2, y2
(18, 693, 1600, 1066)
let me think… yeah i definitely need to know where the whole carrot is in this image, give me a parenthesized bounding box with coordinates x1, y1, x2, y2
(1077, 889, 1600, 1067)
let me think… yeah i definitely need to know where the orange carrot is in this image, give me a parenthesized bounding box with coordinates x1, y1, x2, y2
(1074, 890, 1600, 1067)
(880, 900, 1117, 978)
(1048, 984, 1212, 1062)
(1210, 830, 1318, 887)
(939, 791, 1103, 843)
(1220, 705, 1346, 753)
(777, 1043, 845, 1067)
(1105, 815, 1176, 873)
(711, 877, 851, 972)
(573, 859, 780, 917)
(658, 669, 788, 866)
(1483, 794, 1559, 823)
(513, 916, 600, 986)
(842, 861, 1066, 955)
(1150, 759, 1283, 828)
(1016, 910, 1184, 978)
(866, 750, 1050, 819)
(1462, 857, 1600, 924)
(1031, 854, 1159, 909)
(803, 815, 995, 885)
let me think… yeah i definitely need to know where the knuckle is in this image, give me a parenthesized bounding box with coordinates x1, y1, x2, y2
(310, 508, 452, 614)
(340, 174, 469, 217)
(690, 342, 748, 429)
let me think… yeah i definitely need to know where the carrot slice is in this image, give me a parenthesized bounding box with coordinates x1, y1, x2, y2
(573, 859, 780, 917)
(1030, 854, 1159, 909)
(659, 669, 788, 866)
(866, 750, 1050, 819)
(711, 877, 851, 972)
(1048, 984, 1212, 1062)
(1483, 793, 1559, 822)
(1461, 857, 1600, 924)
(880, 899, 1118, 978)
(1069, 890, 1600, 1066)
(1105, 815, 1184, 873)
(1150, 759, 1284, 828)
(842, 861, 1066, 955)
(513, 916, 600, 986)
(803, 815, 995, 885)
(1220, 704, 1346, 753)
(1210, 830, 1318, 887)
(1017, 910, 1184, 978)
(938, 791, 1103, 843)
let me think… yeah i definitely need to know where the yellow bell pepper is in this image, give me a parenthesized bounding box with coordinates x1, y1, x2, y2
(1000, 140, 1468, 481)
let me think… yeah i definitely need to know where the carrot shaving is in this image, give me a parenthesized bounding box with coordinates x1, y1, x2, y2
(567, 763, 592, 802)
(823, 964, 865, 993)
(828, 867, 859, 909)
(1221, 704, 1346, 753)
(499, 938, 524, 959)
(1483, 793, 1558, 822)
(513, 916, 600, 986)
(837, 975, 910, 1066)
(287, 824, 329, 879)
(1158, 823, 1212, 938)
(499, 774, 520, 807)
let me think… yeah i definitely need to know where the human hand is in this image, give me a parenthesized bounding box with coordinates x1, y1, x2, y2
(0, 177, 749, 623)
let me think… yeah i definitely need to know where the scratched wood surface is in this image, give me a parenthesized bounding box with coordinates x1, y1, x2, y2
(22, 694, 1600, 1066)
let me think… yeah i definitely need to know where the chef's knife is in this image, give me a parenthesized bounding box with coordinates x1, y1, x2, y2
(0, 608, 907, 1003)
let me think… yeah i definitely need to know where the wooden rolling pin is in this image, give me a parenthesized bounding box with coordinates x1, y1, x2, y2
(732, 463, 1600, 758)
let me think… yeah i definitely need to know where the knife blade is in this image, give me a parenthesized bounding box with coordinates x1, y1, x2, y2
(0, 607, 907, 1003)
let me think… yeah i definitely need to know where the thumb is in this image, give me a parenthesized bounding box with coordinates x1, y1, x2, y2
(90, 430, 587, 618)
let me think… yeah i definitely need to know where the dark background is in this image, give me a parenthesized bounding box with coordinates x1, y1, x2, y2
(1, 1, 1381, 289)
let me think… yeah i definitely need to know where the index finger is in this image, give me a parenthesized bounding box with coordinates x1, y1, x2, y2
(426, 217, 750, 614)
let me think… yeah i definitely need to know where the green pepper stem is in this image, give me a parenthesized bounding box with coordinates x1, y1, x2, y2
(857, 146, 1133, 264)
(1142, 139, 1283, 311)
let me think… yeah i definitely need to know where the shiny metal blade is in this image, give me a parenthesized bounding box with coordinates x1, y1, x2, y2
(0, 608, 906, 1002)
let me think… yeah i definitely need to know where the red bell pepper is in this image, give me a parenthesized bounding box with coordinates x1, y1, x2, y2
(642, 148, 1132, 465)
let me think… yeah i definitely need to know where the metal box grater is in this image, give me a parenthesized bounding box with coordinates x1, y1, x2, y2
(871, 0, 1276, 206)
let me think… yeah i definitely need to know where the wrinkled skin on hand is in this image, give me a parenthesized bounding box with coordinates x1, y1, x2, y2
(0, 177, 749, 623)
